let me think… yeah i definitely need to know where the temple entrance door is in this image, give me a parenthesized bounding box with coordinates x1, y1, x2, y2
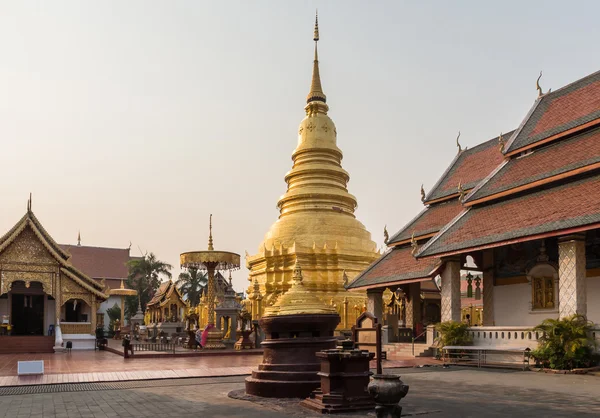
(11, 294, 45, 335)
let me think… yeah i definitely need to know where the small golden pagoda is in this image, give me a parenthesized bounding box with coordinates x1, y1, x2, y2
(246, 14, 378, 329)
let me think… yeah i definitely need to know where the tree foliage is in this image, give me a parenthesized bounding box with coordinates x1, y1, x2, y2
(106, 303, 121, 336)
(176, 267, 207, 307)
(434, 321, 473, 348)
(530, 314, 598, 370)
(125, 252, 173, 319)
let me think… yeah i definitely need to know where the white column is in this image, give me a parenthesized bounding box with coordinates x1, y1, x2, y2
(440, 257, 461, 322)
(558, 235, 587, 318)
(482, 250, 495, 326)
(367, 289, 384, 323)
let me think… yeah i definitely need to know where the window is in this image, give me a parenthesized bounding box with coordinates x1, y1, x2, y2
(532, 277, 555, 310)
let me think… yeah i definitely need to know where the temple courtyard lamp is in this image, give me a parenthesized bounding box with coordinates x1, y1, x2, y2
(180, 214, 240, 349)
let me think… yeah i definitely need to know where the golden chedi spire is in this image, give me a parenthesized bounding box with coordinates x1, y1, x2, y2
(246, 14, 378, 328)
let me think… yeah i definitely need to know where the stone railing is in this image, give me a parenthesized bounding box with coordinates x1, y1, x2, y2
(60, 322, 92, 335)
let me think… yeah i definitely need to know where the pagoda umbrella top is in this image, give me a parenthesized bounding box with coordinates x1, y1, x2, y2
(180, 214, 241, 272)
(109, 280, 138, 297)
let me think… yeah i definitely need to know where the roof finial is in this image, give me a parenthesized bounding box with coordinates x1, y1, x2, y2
(306, 11, 327, 110)
(208, 214, 214, 251)
(458, 180, 466, 202)
(410, 232, 419, 256)
(383, 225, 389, 244)
(420, 184, 426, 202)
(536, 71, 543, 97)
(27, 193, 32, 212)
(77, 231, 81, 246)
(498, 132, 505, 152)
(456, 131, 462, 153)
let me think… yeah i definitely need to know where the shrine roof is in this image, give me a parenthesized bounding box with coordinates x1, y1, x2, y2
(418, 173, 600, 258)
(387, 199, 464, 245)
(60, 244, 130, 280)
(467, 127, 600, 204)
(347, 245, 440, 290)
(506, 70, 600, 154)
(424, 132, 510, 203)
(147, 281, 171, 307)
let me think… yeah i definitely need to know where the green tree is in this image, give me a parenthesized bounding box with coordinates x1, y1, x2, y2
(531, 314, 597, 370)
(176, 267, 207, 307)
(125, 252, 173, 319)
(106, 303, 121, 337)
(434, 321, 473, 348)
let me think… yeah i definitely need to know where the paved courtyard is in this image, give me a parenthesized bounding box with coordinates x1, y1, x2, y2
(0, 367, 598, 417)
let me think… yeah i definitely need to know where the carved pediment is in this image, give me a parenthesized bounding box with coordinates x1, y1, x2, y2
(0, 226, 57, 266)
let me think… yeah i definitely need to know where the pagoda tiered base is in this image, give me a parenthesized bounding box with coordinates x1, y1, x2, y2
(245, 313, 340, 398)
(204, 329, 226, 350)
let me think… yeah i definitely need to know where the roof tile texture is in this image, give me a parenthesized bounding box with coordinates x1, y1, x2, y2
(420, 173, 600, 257)
(426, 133, 509, 202)
(508, 70, 600, 152)
(388, 199, 463, 244)
(61, 245, 130, 280)
(348, 246, 438, 289)
(469, 128, 600, 201)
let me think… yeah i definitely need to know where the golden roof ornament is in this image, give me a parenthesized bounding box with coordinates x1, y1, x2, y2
(342, 270, 349, 287)
(420, 184, 426, 202)
(263, 261, 337, 317)
(498, 132, 505, 153)
(383, 225, 389, 244)
(306, 11, 328, 114)
(410, 232, 419, 256)
(456, 131, 462, 154)
(457, 180, 466, 202)
(208, 214, 214, 251)
(536, 71, 543, 97)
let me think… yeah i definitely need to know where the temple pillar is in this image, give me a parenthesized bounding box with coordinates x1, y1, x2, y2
(558, 235, 587, 318)
(91, 298, 97, 334)
(482, 250, 494, 326)
(366, 289, 384, 323)
(404, 282, 421, 332)
(440, 257, 461, 322)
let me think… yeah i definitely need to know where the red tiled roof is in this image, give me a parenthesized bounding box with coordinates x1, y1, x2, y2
(418, 173, 600, 257)
(507, 70, 600, 153)
(347, 245, 439, 289)
(61, 245, 130, 280)
(425, 133, 510, 202)
(468, 127, 600, 203)
(388, 199, 463, 244)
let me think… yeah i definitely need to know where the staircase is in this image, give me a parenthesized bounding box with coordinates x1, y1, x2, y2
(0, 336, 55, 354)
(384, 342, 434, 359)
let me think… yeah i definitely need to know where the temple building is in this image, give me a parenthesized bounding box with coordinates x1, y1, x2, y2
(145, 280, 188, 335)
(60, 239, 138, 330)
(0, 205, 109, 352)
(348, 69, 600, 352)
(245, 16, 379, 329)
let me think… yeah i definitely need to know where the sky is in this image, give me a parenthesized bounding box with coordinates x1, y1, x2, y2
(1, 1, 600, 292)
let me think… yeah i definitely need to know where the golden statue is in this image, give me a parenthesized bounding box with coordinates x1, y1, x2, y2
(246, 14, 378, 329)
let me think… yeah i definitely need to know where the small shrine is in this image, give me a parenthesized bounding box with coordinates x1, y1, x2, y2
(145, 280, 188, 336)
(215, 272, 242, 348)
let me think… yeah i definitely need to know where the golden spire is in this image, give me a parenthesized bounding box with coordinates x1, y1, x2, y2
(306, 12, 327, 107)
(208, 214, 214, 251)
(77, 231, 81, 246)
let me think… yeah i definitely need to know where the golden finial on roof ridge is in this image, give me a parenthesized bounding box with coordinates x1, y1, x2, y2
(536, 71, 543, 97)
(77, 231, 81, 246)
(420, 184, 426, 202)
(306, 11, 327, 107)
(383, 225, 389, 244)
(498, 132, 505, 152)
(208, 214, 214, 251)
(456, 131, 462, 153)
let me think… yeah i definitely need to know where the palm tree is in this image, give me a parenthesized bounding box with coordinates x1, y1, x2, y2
(125, 252, 173, 318)
(176, 267, 208, 307)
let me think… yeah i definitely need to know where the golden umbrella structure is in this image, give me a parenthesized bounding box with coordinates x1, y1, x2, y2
(180, 214, 240, 349)
(110, 280, 138, 329)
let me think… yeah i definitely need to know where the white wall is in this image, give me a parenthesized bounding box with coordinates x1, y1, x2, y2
(587, 276, 600, 324)
(45, 299, 55, 335)
(493, 283, 558, 327)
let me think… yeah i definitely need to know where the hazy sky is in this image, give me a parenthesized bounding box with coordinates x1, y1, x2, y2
(1, 1, 600, 292)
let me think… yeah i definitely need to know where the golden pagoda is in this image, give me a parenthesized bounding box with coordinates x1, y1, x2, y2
(246, 14, 379, 329)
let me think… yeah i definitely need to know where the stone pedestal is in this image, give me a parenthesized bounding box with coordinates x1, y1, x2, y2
(234, 330, 253, 350)
(301, 343, 375, 413)
(245, 313, 340, 398)
(204, 327, 226, 349)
